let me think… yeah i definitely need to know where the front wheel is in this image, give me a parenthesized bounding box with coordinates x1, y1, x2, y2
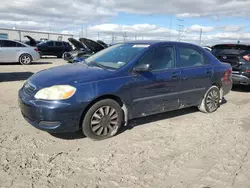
(19, 54, 32, 65)
(82, 99, 123, 140)
(198, 86, 220, 113)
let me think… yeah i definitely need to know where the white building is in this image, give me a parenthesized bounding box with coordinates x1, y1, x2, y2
(0, 27, 74, 42)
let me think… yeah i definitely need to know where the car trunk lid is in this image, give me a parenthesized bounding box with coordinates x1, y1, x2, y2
(24, 35, 37, 46)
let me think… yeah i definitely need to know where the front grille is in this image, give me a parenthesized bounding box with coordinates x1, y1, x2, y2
(23, 82, 36, 96)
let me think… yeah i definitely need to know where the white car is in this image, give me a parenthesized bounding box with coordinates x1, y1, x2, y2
(0, 39, 40, 65)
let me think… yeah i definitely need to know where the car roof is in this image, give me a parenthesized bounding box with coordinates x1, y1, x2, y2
(117, 40, 198, 46)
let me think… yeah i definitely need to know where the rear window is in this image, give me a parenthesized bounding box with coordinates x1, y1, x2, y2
(211, 45, 250, 56)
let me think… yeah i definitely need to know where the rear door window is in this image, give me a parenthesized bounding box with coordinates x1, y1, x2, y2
(177, 47, 208, 68)
(55, 42, 63, 47)
(2, 40, 19, 47)
(46, 41, 54, 47)
(16, 42, 26, 47)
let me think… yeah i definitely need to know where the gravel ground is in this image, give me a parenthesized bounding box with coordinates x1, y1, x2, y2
(0, 58, 250, 188)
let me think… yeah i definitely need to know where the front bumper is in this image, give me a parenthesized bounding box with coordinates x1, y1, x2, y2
(18, 90, 84, 133)
(232, 74, 250, 85)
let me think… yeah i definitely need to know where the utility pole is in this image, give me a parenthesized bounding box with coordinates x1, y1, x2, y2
(199, 28, 203, 45)
(177, 18, 184, 41)
(81, 25, 84, 38)
(85, 26, 88, 38)
(123, 32, 127, 41)
(178, 24, 184, 41)
(169, 16, 172, 41)
(111, 32, 115, 43)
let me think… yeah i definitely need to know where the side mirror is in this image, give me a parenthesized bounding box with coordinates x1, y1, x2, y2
(133, 64, 151, 73)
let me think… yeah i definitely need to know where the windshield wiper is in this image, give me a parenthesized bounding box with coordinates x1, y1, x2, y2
(89, 61, 116, 70)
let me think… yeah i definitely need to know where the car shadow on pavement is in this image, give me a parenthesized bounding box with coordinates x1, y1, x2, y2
(0, 72, 34, 82)
(0, 62, 52, 65)
(49, 131, 86, 140)
(31, 62, 53, 65)
(119, 107, 199, 134)
(231, 85, 250, 92)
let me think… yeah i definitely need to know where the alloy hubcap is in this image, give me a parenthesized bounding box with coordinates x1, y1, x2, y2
(21, 56, 31, 64)
(91, 106, 119, 136)
(206, 90, 219, 112)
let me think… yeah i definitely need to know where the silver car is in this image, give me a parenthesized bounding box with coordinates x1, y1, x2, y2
(0, 39, 40, 65)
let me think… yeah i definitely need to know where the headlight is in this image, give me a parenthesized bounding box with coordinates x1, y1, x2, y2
(34, 85, 76, 100)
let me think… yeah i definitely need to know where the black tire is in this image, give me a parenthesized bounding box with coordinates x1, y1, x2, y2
(57, 52, 66, 58)
(19, 54, 32, 65)
(82, 99, 123, 140)
(198, 86, 220, 113)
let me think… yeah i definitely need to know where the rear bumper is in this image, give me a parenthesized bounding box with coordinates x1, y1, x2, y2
(221, 80, 233, 96)
(232, 74, 250, 85)
(32, 53, 40, 61)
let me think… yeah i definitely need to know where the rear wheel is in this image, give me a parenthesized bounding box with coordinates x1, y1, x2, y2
(198, 86, 220, 113)
(82, 99, 123, 140)
(57, 52, 66, 58)
(19, 54, 32, 65)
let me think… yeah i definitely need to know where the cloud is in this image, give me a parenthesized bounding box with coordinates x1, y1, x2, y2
(188, 24, 214, 33)
(0, 0, 248, 46)
(59, 23, 244, 46)
(216, 25, 244, 32)
(1, 0, 250, 31)
(0, 0, 116, 31)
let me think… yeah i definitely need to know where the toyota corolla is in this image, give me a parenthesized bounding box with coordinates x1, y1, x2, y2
(18, 41, 232, 140)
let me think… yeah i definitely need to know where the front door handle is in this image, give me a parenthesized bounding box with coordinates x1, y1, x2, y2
(172, 75, 179, 80)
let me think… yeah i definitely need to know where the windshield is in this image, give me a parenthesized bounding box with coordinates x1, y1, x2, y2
(84, 43, 150, 70)
(211, 45, 250, 56)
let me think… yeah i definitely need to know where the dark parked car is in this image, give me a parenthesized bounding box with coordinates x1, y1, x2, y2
(211, 44, 250, 86)
(18, 41, 232, 140)
(63, 38, 89, 63)
(37, 40, 73, 58)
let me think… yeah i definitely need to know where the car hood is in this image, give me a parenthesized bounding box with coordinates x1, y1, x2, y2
(68, 38, 86, 50)
(97, 40, 108, 48)
(28, 63, 112, 88)
(79, 38, 105, 53)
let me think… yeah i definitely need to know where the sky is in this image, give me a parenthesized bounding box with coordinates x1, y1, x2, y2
(0, 0, 250, 45)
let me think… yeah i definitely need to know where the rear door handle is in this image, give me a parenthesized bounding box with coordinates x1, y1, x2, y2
(206, 68, 213, 76)
(171, 71, 181, 80)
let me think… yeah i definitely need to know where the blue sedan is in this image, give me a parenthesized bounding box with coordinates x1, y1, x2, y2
(18, 41, 232, 140)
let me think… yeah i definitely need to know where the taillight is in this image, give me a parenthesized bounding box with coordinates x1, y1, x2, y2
(245, 70, 250, 73)
(243, 54, 250, 61)
(34, 48, 38, 52)
(222, 69, 232, 82)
